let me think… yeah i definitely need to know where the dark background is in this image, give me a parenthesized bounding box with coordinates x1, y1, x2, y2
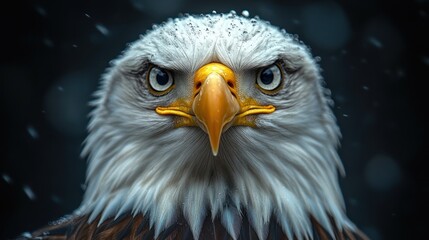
(1, 0, 427, 239)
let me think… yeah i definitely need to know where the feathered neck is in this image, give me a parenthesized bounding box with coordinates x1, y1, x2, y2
(77, 108, 356, 239)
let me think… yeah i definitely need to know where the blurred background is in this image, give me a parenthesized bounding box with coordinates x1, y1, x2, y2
(1, 0, 427, 239)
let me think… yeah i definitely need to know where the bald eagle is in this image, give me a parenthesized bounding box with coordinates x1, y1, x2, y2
(23, 12, 367, 240)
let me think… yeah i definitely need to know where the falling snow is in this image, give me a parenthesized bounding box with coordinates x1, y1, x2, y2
(27, 125, 39, 139)
(23, 185, 37, 200)
(95, 24, 109, 36)
(21, 232, 32, 238)
(2, 173, 12, 184)
(368, 36, 383, 48)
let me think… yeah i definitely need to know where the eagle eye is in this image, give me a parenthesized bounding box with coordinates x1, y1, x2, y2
(147, 66, 174, 95)
(256, 64, 283, 94)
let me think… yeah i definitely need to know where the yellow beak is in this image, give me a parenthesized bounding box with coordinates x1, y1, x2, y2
(192, 71, 240, 156)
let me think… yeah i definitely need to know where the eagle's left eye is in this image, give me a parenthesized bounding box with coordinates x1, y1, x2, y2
(147, 66, 174, 95)
(256, 64, 283, 94)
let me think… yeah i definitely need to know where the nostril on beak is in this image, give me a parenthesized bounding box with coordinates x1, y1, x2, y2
(227, 81, 234, 88)
(194, 81, 202, 97)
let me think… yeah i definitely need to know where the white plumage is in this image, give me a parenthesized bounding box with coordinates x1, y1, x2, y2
(27, 12, 365, 240)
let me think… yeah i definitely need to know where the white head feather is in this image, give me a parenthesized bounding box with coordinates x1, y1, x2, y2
(77, 12, 356, 240)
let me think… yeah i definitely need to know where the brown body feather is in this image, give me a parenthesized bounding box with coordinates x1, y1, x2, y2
(18, 212, 368, 240)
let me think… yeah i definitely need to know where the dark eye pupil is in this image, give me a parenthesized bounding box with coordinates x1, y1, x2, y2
(156, 70, 169, 85)
(260, 68, 274, 85)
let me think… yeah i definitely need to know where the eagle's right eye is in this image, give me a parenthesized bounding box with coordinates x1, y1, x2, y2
(147, 66, 174, 95)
